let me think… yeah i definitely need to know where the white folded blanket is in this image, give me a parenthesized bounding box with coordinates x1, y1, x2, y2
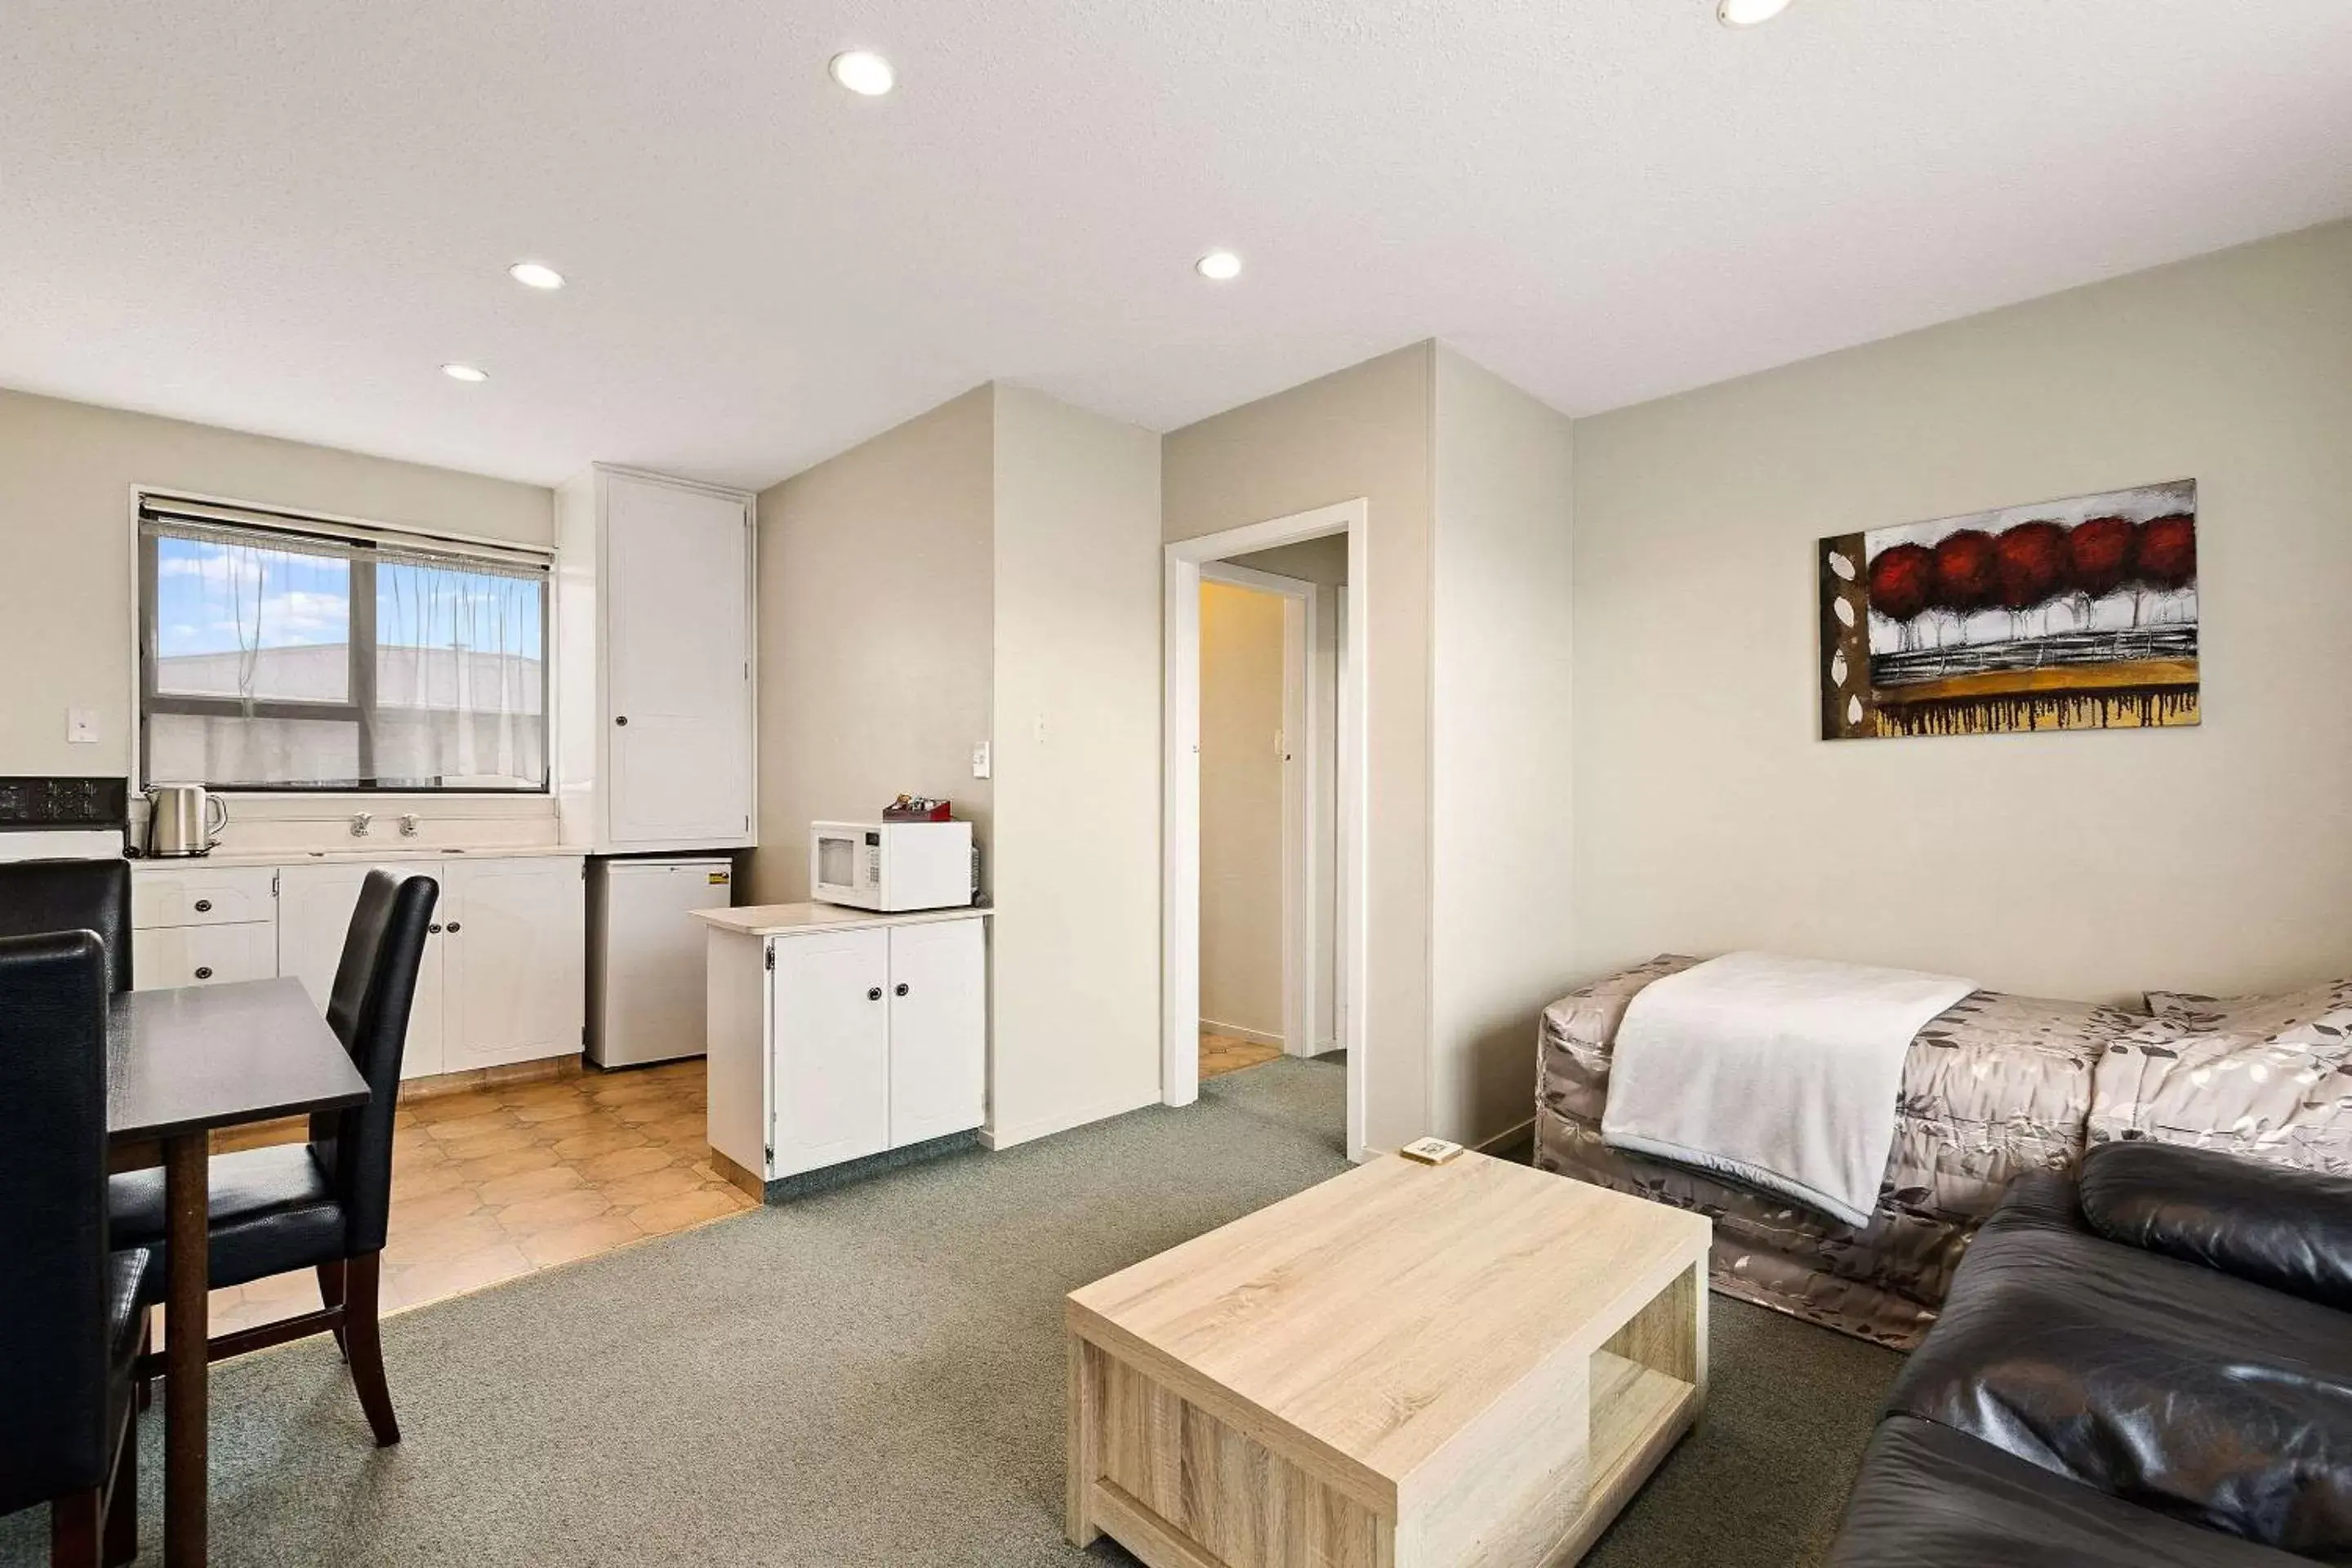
(1600, 951, 1976, 1227)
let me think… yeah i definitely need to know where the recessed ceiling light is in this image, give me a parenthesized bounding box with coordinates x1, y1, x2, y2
(1196, 249, 1243, 282)
(1717, 0, 1793, 24)
(507, 261, 565, 291)
(829, 50, 895, 96)
(441, 363, 488, 383)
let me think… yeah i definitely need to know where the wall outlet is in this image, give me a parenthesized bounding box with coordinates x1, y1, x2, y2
(971, 740, 991, 780)
(66, 707, 99, 744)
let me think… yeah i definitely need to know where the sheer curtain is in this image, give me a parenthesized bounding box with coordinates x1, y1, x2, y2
(372, 554, 546, 789)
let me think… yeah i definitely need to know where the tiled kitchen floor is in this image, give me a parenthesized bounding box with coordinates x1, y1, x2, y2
(1200, 1029, 1283, 1080)
(205, 1058, 755, 1335)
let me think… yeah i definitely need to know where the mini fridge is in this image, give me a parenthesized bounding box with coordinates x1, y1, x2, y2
(587, 856, 736, 1067)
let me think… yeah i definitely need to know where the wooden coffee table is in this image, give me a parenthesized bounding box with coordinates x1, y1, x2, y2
(1066, 1152, 1711, 1568)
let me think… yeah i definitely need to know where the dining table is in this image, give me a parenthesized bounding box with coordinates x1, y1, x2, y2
(105, 977, 370, 1568)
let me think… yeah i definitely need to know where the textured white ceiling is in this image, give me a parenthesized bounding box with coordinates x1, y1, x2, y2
(4, 0, 2349, 490)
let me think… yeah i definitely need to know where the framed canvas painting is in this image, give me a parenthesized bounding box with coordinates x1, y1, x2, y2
(1820, 479, 2198, 741)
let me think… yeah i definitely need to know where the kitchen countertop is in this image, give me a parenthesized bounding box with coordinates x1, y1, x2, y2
(129, 844, 587, 868)
(695, 901, 991, 938)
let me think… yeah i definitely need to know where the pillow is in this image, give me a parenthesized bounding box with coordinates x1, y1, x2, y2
(2140, 977, 2352, 1032)
(2079, 1140, 2352, 1311)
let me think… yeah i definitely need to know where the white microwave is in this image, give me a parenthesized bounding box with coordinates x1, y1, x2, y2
(810, 820, 975, 911)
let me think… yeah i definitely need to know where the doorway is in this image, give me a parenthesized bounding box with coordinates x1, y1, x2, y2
(1165, 501, 1369, 1160)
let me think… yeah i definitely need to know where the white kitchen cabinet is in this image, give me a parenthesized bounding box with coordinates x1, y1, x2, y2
(441, 855, 587, 1072)
(136, 852, 583, 1083)
(882, 915, 988, 1148)
(555, 465, 757, 853)
(129, 864, 276, 929)
(278, 860, 448, 1080)
(770, 928, 893, 1175)
(699, 905, 990, 1192)
(131, 920, 276, 991)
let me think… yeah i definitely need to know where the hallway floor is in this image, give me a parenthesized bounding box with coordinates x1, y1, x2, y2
(1199, 1028, 1283, 1080)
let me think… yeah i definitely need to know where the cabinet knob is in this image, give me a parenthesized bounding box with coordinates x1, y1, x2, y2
(866, 987, 883, 1002)
(429, 923, 443, 934)
(894, 982, 910, 997)
(193, 898, 212, 913)
(194, 966, 213, 981)
(446, 921, 462, 933)
(614, 715, 629, 726)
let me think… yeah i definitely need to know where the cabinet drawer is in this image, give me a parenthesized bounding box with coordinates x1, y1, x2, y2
(132, 866, 276, 929)
(132, 921, 277, 990)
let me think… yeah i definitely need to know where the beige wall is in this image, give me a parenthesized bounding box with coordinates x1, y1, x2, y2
(1165, 342, 1436, 1152)
(987, 384, 1164, 1145)
(751, 386, 996, 903)
(1570, 219, 2352, 1003)
(1227, 533, 1350, 585)
(1430, 346, 1577, 1143)
(0, 387, 550, 779)
(1197, 580, 1288, 1040)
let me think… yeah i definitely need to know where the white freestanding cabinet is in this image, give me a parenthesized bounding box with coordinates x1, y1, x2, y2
(555, 465, 757, 853)
(697, 904, 989, 1190)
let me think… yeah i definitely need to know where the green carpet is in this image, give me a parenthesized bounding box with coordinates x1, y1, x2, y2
(1, 1056, 1897, 1566)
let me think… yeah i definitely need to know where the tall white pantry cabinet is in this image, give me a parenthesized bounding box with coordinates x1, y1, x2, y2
(699, 906, 990, 1191)
(555, 465, 758, 853)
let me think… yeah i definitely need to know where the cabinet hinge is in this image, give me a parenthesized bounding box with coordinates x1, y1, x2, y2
(763, 1143, 773, 1165)
(764, 942, 774, 971)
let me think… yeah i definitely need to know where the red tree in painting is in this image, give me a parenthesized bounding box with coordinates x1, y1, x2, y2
(2136, 514, 2197, 589)
(1933, 529, 2000, 612)
(2068, 516, 2136, 597)
(1993, 521, 2069, 610)
(1868, 543, 1936, 621)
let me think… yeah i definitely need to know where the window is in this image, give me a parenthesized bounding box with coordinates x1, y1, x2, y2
(139, 499, 550, 791)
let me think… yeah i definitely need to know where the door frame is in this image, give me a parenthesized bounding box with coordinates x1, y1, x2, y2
(1196, 559, 1316, 1063)
(1165, 499, 1370, 1160)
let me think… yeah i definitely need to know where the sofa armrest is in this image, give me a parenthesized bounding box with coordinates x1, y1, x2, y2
(2078, 1140, 2352, 1311)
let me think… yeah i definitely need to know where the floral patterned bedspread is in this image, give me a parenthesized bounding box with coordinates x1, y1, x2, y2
(2090, 978, 2352, 1174)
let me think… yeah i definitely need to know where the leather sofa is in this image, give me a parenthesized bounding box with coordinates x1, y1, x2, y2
(1829, 1140, 2352, 1566)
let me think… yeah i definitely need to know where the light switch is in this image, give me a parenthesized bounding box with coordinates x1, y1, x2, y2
(66, 707, 99, 744)
(971, 740, 991, 780)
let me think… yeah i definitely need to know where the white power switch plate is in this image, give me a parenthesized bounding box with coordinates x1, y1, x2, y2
(971, 740, 991, 780)
(66, 707, 99, 744)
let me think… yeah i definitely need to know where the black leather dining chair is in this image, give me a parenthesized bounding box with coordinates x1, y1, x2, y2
(0, 859, 132, 993)
(111, 869, 436, 1447)
(0, 932, 149, 1567)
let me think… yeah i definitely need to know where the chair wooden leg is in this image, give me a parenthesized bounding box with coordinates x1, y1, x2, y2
(135, 1315, 154, 1411)
(102, 1419, 136, 1568)
(318, 1258, 350, 1359)
(50, 1487, 100, 1567)
(343, 1252, 401, 1447)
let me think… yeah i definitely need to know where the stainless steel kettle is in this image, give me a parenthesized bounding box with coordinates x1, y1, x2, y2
(145, 785, 229, 857)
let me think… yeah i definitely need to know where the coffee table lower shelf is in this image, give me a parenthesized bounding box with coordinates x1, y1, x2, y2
(1068, 1334, 1701, 1568)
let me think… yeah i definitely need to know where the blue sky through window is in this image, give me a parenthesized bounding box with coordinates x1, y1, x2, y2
(154, 537, 541, 658)
(154, 534, 349, 658)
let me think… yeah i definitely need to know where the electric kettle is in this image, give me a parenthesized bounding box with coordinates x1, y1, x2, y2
(145, 784, 229, 857)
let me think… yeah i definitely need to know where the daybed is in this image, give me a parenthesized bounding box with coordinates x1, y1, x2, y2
(1533, 956, 2352, 1348)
